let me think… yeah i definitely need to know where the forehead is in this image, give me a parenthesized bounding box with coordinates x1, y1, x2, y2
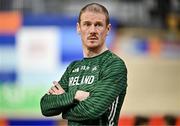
(80, 11, 106, 23)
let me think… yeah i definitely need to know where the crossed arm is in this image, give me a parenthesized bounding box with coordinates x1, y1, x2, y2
(40, 81, 90, 116)
(49, 81, 90, 101)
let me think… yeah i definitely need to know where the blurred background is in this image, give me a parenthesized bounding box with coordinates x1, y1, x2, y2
(0, 0, 180, 125)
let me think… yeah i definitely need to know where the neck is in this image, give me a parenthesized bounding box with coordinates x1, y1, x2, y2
(83, 46, 108, 58)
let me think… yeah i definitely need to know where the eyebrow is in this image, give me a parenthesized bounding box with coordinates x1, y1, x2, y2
(82, 20, 104, 24)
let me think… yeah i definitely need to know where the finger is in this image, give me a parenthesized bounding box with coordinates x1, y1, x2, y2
(48, 89, 54, 94)
(53, 81, 63, 89)
(51, 86, 58, 92)
(54, 85, 59, 90)
(55, 83, 62, 90)
(53, 81, 60, 89)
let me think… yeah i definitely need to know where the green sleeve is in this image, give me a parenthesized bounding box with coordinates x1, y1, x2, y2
(40, 62, 77, 116)
(40, 88, 77, 116)
(63, 59, 127, 121)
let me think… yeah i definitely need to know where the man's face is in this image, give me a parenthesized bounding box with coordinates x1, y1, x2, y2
(77, 11, 111, 50)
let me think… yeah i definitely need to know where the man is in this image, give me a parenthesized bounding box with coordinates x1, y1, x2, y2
(40, 3, 127, 126)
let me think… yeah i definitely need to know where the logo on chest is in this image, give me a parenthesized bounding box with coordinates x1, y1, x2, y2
(69, 75, 95, 86)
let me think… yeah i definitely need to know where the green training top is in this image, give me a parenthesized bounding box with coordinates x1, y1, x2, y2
(40, 50, 127, 126)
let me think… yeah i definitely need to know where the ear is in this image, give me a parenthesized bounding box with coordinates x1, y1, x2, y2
(106, 24, 111, 36)
(77, 23, 81, 34)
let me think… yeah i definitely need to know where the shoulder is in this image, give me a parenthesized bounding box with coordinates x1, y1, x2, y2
(67, 60, 80, 69)
(99, 51, 127, 76)
(102, 51, 126, 68)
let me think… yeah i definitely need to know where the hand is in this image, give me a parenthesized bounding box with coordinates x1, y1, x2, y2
(48, 81, 65, 95)
(74, 90, 90, 101)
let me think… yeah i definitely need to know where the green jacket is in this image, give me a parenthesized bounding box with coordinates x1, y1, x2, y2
(40, 50, 127, 126)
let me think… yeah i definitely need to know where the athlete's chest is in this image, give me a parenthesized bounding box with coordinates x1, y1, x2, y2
(69, 63, 100, 85)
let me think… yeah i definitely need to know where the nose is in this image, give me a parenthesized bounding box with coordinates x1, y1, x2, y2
(89, 25, 97, 34)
